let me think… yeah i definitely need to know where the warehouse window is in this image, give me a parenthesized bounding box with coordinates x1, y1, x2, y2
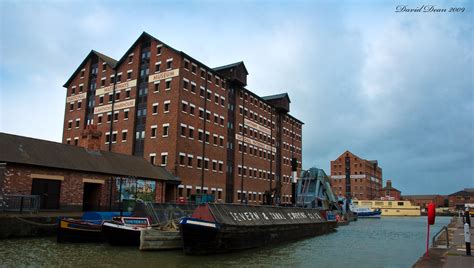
(162, 124, 169, 137)
(149, 153, 156, 165)
(161, 153, 168, 166)
(122, 130, 127, 142)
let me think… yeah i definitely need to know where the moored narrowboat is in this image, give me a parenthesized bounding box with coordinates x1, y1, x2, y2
(180, 203, 337, 255)
(102, 217, 151, 246)
(57, 218, 104, 243)
(57, 212, 132, 243)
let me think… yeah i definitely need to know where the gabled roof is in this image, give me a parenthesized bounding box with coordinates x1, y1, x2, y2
(115, 31, 228, 77)
(213, 61, 248, 75)
(334, 150, 362, 161)
(381, 185, 400, 192)
(449, 189, 474, 197)
(115, 32, 168, 66)
(0, 132, 179, 182)
(240, 88, 303, 124)
(93, 50, 117, 67)
(63, 50, 117, 87)
(402, 195, 443, 199)
(262, 93, 291, 103)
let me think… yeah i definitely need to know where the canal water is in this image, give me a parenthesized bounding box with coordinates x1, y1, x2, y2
(0, 216, 450, 267)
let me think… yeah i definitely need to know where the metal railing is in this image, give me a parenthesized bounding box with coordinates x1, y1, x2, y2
(432, 225, 449, 248)
(0, 194, 41, 213)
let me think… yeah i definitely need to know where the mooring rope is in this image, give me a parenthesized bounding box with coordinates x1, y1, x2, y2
(13, 216, 58, 227)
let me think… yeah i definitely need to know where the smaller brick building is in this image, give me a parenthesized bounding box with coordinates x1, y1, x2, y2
(401, 195, 446, 209)
(379, 180, 401, 200)
(0, 132, 178, 211)
(448, 188, 474, 209)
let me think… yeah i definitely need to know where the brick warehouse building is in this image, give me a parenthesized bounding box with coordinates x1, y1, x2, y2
(62, 32, 303, 204)
(0, 132, 178, 210)
(330, 150, 383, 200)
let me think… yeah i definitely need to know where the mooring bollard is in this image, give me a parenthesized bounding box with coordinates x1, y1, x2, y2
(465, 223, 471, 256)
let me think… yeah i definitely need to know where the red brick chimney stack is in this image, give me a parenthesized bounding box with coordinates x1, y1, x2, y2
(387, 180, 392, 188)
(80, 125, 102, 151)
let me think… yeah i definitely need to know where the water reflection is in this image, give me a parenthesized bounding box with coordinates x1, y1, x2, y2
(0, 217, 450, 268)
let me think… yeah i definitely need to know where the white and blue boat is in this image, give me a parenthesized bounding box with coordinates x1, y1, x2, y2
(350, 206, 381, 218)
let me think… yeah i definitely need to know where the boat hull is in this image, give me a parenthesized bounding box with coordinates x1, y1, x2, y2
(181, 219, 336, 255)
(102, 222, 145, 246)
(139, 229, 181, 250)
(357, 213, 381, 218)
(180, 204, 338, 255)
(57, 219, 104, 243)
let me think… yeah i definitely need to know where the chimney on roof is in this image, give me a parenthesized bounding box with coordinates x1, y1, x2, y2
(386, 180, 392, 188)
(80, 125, 102, 151)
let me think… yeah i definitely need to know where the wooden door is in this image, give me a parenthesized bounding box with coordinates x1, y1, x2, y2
(31, 179, 61, 209)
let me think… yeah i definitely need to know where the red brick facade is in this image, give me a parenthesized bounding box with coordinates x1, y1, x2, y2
(330, 150, 383, 200)
(378, 180, 401, 200)
(62, 32, 303, 205)
(1, 163, 167, 210)
(402, 195, 446, 209)
(448, 189, 474, 208)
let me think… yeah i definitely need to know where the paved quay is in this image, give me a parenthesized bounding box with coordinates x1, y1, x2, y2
(413, 216, 474, 268)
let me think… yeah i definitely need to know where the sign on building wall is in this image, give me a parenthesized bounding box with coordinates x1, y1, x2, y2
(244, 118, 271, 135)
(95, 79, 137, 96)
(235, 133, 276, 153)
(148, 69, 179, 83)
(93, 99, 135, 114)
(66, 92, 87, 103)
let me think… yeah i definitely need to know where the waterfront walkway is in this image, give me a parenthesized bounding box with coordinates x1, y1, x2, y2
(413, 216, 474, 268)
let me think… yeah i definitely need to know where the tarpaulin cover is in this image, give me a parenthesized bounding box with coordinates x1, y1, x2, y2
(81, 211, 132, 225)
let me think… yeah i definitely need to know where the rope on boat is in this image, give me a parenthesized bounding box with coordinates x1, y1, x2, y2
(13, 216, 58, 227)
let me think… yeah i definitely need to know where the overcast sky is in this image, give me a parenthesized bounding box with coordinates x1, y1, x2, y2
(0, 0, 472, 195)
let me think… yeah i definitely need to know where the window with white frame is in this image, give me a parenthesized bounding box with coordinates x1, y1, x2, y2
(155, 61, 161, 73)
(122, 130, 128, 142)
(179, 152, 186, 166)
(164, 100, 170, 113)
(162, 123, 169, 137)
(180, 123, 187, 137)
(166, 58, 173, 70)
(151, 125, 157, 138)
(112, 131, 118, 143)
(197, 156, 203, 169)
(105, 132, 110, 144)
(161, 152, 168, 166)
(187, 154, 193, 167)
(181, 100, 188, 113)
(149, 153, 156, 165)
